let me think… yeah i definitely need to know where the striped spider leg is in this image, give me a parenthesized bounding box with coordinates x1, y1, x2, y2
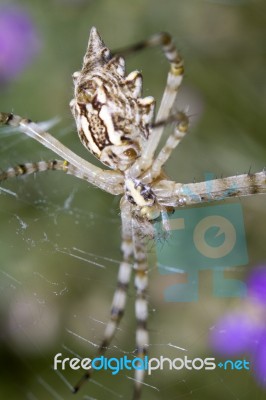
(0, 27, 265, 400)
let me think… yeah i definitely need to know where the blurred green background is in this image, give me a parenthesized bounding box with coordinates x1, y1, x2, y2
(0, 0, 265, 399)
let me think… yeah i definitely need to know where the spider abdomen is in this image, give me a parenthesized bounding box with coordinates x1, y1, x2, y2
(70, 27, 156, 171)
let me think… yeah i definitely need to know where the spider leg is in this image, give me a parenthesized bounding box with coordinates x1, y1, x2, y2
(99, 198, 134, 351)
(0, 159, 91, 183)
(131, 217, 149, 400)
(116, 32, 184, 177)
(153, 171, 266, 208)
(145, 32, 184, 161)
(0, 159, 124, 196)
(0, 113, 124, 194)
(73, 198, 134, 393)
(141, 111, 189, 183)
(150, 112, 189, 178)
(0, 160, 65, 182)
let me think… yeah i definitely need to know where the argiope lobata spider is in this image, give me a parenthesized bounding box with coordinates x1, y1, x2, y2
(0, 27, 265, 399)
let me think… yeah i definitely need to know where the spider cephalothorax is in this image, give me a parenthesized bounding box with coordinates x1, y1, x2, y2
(70, 27, 155, 171)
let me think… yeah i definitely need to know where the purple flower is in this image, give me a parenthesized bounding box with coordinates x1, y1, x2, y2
(247, 265, 266, 305)
(253, 331, 266, 388)
(210, 264, 266, 388)
(210, 312, 258, 355)
(0, 5, 40, 83)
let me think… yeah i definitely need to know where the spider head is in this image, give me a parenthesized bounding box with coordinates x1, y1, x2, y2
(125, 178, 160, 220)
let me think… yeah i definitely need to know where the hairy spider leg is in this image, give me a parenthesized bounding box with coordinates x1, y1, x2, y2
(131, 217, 150, 400)
(114, 32, 184, 178)
(153, 171, 266, 208)
(73, 198, 134, 393)
(0, 113, 124, 195)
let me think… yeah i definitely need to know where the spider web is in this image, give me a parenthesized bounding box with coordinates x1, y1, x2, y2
(0, 120, 265, 400)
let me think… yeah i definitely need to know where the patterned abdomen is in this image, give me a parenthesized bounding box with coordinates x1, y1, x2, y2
(70, 27, 155, 171)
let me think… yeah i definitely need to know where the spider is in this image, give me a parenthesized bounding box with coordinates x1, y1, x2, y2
(0, 27, 265, 399)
